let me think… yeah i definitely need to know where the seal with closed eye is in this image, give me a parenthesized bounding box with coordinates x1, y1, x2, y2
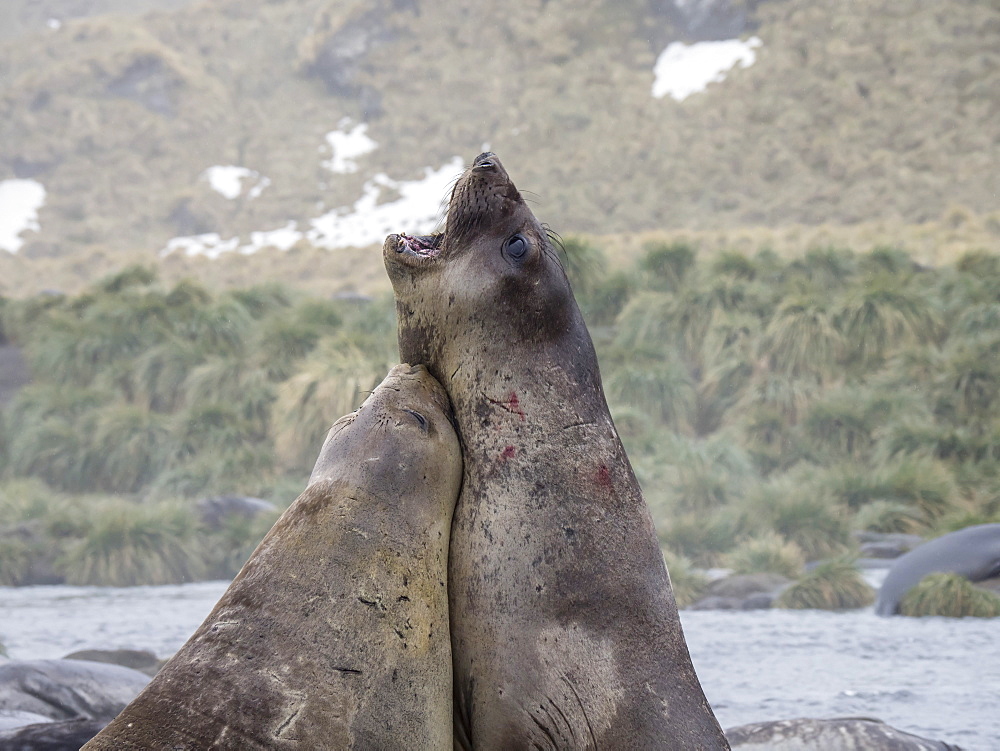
(84, 364, 462, 750)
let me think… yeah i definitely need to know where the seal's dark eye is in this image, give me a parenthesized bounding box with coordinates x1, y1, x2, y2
(504, 234, 528, 262)
(402, 409, 428, 431)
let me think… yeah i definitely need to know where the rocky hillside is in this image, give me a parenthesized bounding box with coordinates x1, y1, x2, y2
(1, 0, 998, 295)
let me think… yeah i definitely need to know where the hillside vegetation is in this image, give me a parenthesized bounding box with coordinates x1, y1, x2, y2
(1, 0, 999, 294)
(2, 242, 999, 586)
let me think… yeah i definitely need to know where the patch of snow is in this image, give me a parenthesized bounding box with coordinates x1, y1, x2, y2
(246, 176, 271, 201)
(241, 222, 303, 254)
(46, 18, 62, 30)
(306, 157, 461, 250)
(652, 36, 762, 101)
(0, 179, 46, 254)
(201, 166, 269, 200)
(160, 233, 240, 260)
(162, 157, 461, 259)
(322, 120, 378, 174)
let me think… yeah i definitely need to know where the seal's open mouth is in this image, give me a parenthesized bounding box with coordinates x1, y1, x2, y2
(397, 233, 443, 258)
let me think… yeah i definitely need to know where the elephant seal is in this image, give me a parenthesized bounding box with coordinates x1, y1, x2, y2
(0, 659, 149, 722)
(875, 523, 1000, 616)
(383, 153, 728, 749)
(84, 364, 461, 750)
(725, 717, 963, 750)
(0, 718, 109, 750)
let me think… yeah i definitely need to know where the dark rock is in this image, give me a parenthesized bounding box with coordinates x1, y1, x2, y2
(707, 572, 791, 598)
(689, 572, 790, 610)
(741, 592, 775, 610)
(62, 650, 164, 678)
(856, 532, 925, 559)
(688, 596, 745, 610)
(0, 718, 107, 750)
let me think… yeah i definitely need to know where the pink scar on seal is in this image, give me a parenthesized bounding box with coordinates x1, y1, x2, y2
(488, 391, 526, 420)
(500, 445, 517, 460)
(597, 464, 613, 489)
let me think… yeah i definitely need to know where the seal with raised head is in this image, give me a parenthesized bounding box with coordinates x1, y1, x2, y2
(84, 364, 461, 750)
(384, 154, 728, 750)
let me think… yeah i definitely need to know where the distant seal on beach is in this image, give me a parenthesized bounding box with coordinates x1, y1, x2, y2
(725, 717, 963, 750)
(84, 364, 462, 750)
(875, 523, 1000, 616)
(384, 153, 728, 749)
(0, 659, 149, 723)
(0, 718, 109, 750)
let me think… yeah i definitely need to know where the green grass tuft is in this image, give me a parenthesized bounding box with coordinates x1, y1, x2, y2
(775, 558, 875, 610)
(57, 498, 205, 586)
(899, 573, 1000, 618)
(725, 532, 806, 579)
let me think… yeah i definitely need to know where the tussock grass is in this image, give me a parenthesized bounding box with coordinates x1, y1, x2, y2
(273, 340, 389, 472)
(746, 478, 852, 560)
(899, 573, 1000, 618)
(725, 532, 806, 579)
(656, 509, 745, 568)
(776, 558, 875, 611)
(853, 500, 928, 535)
(4, 244, 1000, 584)
(0, 536, 33, 586)
(57, 498, 204, 586)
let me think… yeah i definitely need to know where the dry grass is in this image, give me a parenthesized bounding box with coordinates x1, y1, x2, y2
(0, 0, 997, 296)
(899, 573, 1000, 618)
(775, 558, 875, 611)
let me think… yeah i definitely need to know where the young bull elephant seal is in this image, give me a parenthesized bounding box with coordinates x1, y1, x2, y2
(384, 154, 729, 750)
(84, 364, 461, 751)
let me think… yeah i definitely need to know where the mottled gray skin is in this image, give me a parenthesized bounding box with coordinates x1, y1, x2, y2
(875, 523, 1000, 616)
(84, 365, 461, 750)
(726, 717, 963, 750)
(384, 153, 728, 750)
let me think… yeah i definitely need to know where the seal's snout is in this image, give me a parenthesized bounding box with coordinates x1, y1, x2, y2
(383, 233, 443, 269)
(473, 152, 498, 170)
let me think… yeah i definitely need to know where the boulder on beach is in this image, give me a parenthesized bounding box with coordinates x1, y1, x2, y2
(62, 649, 165, 677)
(855, 531, 925, 560)
(689, 572, 792, 610)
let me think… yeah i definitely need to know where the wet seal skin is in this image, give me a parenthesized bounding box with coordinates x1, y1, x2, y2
(83, 364, 461, 751)
(383, 153, 729, 750)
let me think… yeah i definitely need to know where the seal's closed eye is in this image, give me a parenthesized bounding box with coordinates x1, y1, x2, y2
(402, 408, 429, 431)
